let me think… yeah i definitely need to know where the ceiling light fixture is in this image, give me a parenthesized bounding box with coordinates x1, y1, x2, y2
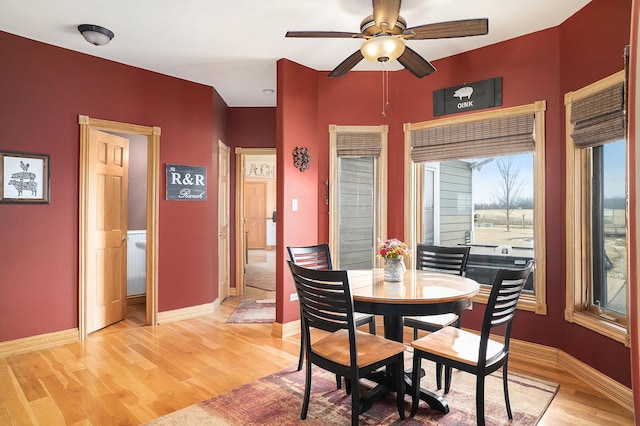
(360, 35, 405, 63)
(262, 88, 275, 95)
(77, 24, 114, 46)
(360, 35, 406, 117)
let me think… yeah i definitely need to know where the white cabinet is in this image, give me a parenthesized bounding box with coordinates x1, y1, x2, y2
(266, 219, 276, 247)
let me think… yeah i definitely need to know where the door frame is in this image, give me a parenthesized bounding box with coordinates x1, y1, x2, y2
(218, 140, 230, 301)
(234, 147, 276, 297)
(78, 115, 160, 340)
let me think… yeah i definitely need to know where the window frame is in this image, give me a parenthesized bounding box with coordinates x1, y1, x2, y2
(565, 70, 630, 345)
(420, 162, 441, 245)
(404, 102, 548, 314)
(329, 124, 388, 268)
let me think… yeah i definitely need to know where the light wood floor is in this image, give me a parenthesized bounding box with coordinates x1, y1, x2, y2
(0, 296, 634, 425)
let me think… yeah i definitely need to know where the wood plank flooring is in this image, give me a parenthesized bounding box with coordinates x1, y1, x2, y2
(0, 295, 634, 425)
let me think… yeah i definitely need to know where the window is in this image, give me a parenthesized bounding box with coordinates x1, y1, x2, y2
(337, 157, 375, 268)
(404, 102, 547, 314)
(591, 142, 627, 318)
(565, 70, 629, 344)
(329, 125, 388, 269)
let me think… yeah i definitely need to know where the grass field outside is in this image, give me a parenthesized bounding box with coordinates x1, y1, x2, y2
(473, 209, 533, 247)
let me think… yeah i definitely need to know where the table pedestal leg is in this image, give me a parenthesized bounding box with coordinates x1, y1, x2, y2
(383, 316, 404, 342)
(383, 315, 449, 414)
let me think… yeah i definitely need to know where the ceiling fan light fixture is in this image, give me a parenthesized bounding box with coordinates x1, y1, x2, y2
(361, 35, 405, 63)
(78, 24, 114, 46)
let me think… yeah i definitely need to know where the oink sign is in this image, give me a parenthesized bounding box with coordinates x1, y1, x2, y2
(166, 164, 207, 201)
(433, 77, 502, 116)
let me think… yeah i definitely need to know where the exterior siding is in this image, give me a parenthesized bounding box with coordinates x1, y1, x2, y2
(439, 161, 472, 246)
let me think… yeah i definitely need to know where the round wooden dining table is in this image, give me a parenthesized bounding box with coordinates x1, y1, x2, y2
(348, 268, 480, 413)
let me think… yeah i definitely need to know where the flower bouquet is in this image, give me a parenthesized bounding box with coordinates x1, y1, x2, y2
(377, 239, 410, 282)
(377, 238, 411, 259)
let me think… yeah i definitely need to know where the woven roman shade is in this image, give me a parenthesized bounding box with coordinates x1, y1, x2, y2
(410, 113, 535, 163)
(570, 82, 625, 148)
(336, 133, 382, 157)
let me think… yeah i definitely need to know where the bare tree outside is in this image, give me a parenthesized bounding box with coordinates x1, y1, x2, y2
(493, 157, 524, 231)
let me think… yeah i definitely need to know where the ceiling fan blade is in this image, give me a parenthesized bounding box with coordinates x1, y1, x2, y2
(372, 0, 401, 32)
(397, 46, 436, 78)
(286, 31, 362, 38)
(328, 50, 364, 78)
(406, 18, 489, 40)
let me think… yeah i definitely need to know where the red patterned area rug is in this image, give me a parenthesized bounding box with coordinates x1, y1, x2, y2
(226, 299, 275, 323)
(145, 361, 558, 425)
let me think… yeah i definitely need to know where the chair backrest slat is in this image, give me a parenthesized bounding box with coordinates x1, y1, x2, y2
(287, 244, 333, 271)
(416, 244, 470, 276)
(287, 261, 358, 366)
(479, 260, 534, 364)
(288, 261, 354, 329)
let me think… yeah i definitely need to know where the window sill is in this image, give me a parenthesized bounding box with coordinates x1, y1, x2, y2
(565, 310, 629, 346)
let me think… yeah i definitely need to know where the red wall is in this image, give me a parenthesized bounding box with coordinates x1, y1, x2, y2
(556, 0, 634, 387)
(0, 31, 225, 341)
(227, 107, 277, 289)
(278, 0, 632, 386)
(277, 59, 320, 323)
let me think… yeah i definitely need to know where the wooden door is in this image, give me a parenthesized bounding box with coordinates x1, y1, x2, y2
(218, 141, 230, 301)
(86, 129, 129, 333)
(244, 182, 266, 249)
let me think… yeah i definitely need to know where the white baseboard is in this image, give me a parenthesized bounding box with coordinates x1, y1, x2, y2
(157, 302, 216, 324)
(0, 328, 79, 358)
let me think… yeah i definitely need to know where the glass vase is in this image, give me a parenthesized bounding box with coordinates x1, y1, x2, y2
(383, 257, 406, 282)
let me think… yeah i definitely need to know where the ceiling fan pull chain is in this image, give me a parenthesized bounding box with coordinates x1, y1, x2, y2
(381, 66, 386, 117)
(381, 64, 391, 117)
(385, 65, 390, 110)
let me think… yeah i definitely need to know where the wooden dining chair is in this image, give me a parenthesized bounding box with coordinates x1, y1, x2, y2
(404, 243, 471, 392)
(410, 261, 534, 426)
(287, 244, 376, 373)
(287, 261, 406, 426)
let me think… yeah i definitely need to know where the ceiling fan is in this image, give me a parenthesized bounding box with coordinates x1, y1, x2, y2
(286, 0, 488, 78)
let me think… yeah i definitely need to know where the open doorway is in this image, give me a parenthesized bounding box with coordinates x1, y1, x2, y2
(78, 115, 160, 340)
(111, 131, 148, 329)
(235, 148, 276, 304)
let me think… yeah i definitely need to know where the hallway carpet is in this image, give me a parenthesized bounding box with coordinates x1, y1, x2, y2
(226, 299, 275, 323)
(246, 250, 276, 292)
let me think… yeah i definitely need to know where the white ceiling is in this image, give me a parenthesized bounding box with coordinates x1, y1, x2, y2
(0, 0, 591, 107)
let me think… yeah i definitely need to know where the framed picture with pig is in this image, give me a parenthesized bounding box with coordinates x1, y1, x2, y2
(433, 77, 502, 116)
(0, 151, 50, 203)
